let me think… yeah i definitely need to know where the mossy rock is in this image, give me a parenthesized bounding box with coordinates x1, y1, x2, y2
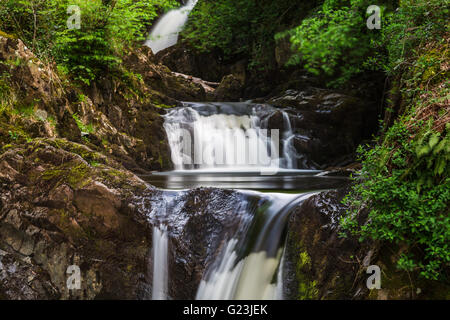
(0, 30, 16, 39)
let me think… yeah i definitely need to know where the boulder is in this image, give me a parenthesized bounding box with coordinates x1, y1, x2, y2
(155, 44, 228, 83)
(267, 88, 379, 169)
(284, 188, 370, 299)
(0, 139, 155, 299)
(212, 74, 244, 102)
(284, 188, 450, 300)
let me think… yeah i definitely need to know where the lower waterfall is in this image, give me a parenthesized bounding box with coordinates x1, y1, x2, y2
(196, 192, 315, 300)
(152, 226, 169, 300)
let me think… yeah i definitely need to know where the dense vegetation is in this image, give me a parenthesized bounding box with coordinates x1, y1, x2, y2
(0, 0, 178, 84)
(337, 0, 449, 281)
(280, 0, 447, 85)
(182, 0, 320, 69)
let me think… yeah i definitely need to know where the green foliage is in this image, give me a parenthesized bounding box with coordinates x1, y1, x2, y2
(182, 0, 320, 70)
(380, 0, 449, 76)
(0, 0, 178, 84)
(72, 113, 94, 134)
(341, 119, 450, 280)
(279, 0, 448, 86)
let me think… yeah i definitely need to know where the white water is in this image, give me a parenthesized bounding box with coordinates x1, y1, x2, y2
(152, 226, 169, 300)
(145, 0, 198, 54)
(164, 104, 297, 171)
(196, 239, 283, 300)
(196, 193, 315, 300)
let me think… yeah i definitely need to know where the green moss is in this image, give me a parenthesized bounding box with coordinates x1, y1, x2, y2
(154, 102, 175, 109)
(415, 48, 449, 85)
(0, 30, 16, 39)
(2, 143, 12, 151)
(41, 138, 110, 167)
(67, 163, 92, 188)
(296, 250, 319, 300)
(49, 208, 92, 243)
(298, 251, 311, 268)
(41, 161, 92, 189)
(158, 154, 163, 168)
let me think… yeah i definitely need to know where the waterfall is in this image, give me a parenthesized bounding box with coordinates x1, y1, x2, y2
(145, 0, 198, 54)
(152, 101, 335, 300)
(196, 192, 315, 300)
(152, 226, 169, 300)
(282, 112, 296, 169)
(163, 102, 297, 171)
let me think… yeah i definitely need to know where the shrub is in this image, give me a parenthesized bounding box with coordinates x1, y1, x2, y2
(278, 0, 448, 86)
(182, 0, 320, 70)
(342, 120, 449, 280)
(340, 31, 450, 280)
(0, 0, 178, 84)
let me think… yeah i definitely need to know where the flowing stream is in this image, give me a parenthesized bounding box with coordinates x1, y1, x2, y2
(145, 100, 348, 300)
(144, 1, 346, 300)
(152, 226, 169, 300)
(163, 102, 296, 171)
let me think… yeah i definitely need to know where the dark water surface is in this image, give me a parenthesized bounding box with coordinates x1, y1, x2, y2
(140, 169, 350, 192)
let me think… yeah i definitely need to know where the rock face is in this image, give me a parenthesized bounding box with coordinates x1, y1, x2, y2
(267, 88, 379, 169)
(284, 188, 450, 300)
(284, 188, 371, 299)
(140, 188, 256, 299)
(0, 139, 258, 299)
(155, 44, 231, 83)
(0, 139, 155, 299)
(212, 74, 244, 102)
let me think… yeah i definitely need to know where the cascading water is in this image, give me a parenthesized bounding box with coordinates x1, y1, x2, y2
(163, 102, 297, 171)
(145, 0, 198, 54)
(196, 192, 316, 300)
(147, 192, 178, 300)
(147, 95, 347, 299)
(152, 226, 169, 300)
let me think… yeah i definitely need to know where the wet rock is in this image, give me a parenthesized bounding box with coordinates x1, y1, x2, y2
(265, 110, 286, 132)
(0, 139, 265, 300)
(212, 74, 243, 102)
(268, 88, 379, 168)
(0, 140, 155, 299)
(139, 188, 257, 299)
(284, 188, 371, 299)
(284, 188, 450, 300)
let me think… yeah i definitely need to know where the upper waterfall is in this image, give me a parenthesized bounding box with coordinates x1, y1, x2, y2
(163, 102, 298, 172)
(145, 0, 198, 54)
